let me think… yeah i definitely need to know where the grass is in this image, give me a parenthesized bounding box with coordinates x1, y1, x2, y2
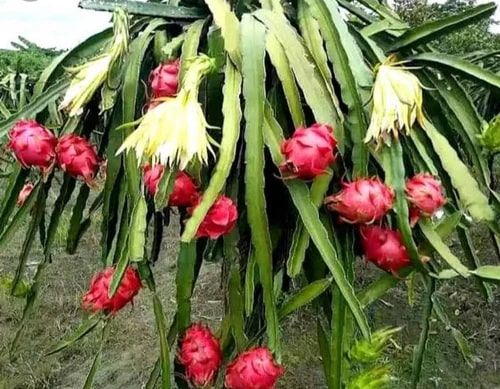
(0, 205, 499, 388)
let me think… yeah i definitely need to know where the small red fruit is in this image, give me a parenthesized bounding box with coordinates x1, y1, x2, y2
(149, 59, 180, 98)
(82, 266, 142, 314)
(17, 182, 35, 207)
(178, 323, 222, 388)
(280, 123, 336, 180)
(360, 225, 411, 273)
(8, 119, 57, 175)
(143, 165, 200, 207)
(325, 178, 394, 224)
(224, 347, 284, 389)
(191, 196, 238, 239)
(406, 173, 446, 226)
(56, 134, 100, 185)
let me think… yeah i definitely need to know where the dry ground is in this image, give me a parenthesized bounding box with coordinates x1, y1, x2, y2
(0, 214, 499, 388)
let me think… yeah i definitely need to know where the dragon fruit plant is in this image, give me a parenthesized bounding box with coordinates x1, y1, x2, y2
(0, 1, 499, 388)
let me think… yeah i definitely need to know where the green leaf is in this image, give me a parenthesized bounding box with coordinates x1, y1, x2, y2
(382, 142, 428, 273)
(0, 165, 28, 235)
(181, 61, 242, 241)
(305, 0, 371, 175)
(266, 32, 305, 128)
(254, 9, 340, 125)
(317, 320, 333, 388)
(409, 53, 500, 89)
(357, 267, 414, 308)
(228, 262, 247, 351)
(46, 315, 102, 355)
(470, 265, 500, 283)
(128, 195, 148, 262)
(176, 242, 197, 333)
(391, 2, 496, 51)
(278, 278, 331, 319)
(422, 119, 495, 221)
(0, 79, 69, 140)
(297, 0, 333, 91)
(82, 322, 109, 389)
(287, 173, 332, 277)
(0, 182, 40, 249)
(79, 0, 207, 19)
(109, 253, 131, 298)
(240, 14, 280, 354)
(419, 219, 469, 278)
(204, 0, 241, 66)
(66, 185, 91, 254)
(152, 293, 171, 389)
(180, 19, 207, 82)
(44, 176, 77, 258)
(432, 296, 476, 367)
(264, 105, 370, 339)
(421, 71, 490, 188)
(154, 169, 176, 211)
(411, 277, 435, 389)
(244, 251, 257, 317)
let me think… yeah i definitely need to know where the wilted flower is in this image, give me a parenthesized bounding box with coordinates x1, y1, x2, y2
(17, 182, 35, 207)
(365, 55, 425, 146)
(325, 177, 394, 224)
(117, 55, 215, 169)
(59, 8, 129, 116)
(8, 119, 57, 175)
(82, 266, 141, 314)
(224, 347, 284, 389)
(178, 323, 222, 388)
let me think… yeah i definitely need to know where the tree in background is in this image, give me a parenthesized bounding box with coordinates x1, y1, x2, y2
(394, 0, 500, 54)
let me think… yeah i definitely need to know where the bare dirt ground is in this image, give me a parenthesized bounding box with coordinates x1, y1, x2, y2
(1, 215, 499, 388)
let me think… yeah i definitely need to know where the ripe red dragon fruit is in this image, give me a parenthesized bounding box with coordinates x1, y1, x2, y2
(56, 134, 101, 185)
(17, 182, 35, 207)
(8, 119, 57, 175)
(406, 173, 446, 226)
(143, 165, 200, 207)
(325, 178, 394, 224)
(280, 123, 336, 180)
(360, 225, 411, 273)
(82, 266, 142, 314)
(224, 347, 284, 389)
(149, 58, 180, 98)
(143, 163, 165, 196)
(178, 323, 222, 388)
(191, 195, 238, 239)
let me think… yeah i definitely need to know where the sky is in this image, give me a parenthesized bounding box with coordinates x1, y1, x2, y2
(0, 0, 499, 50)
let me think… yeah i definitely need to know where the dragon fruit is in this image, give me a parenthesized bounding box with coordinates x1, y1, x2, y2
(82, 266, 142, 314)
(178, 323, 222, 388)
(191, 195, 238, 239)
(225, 347, 284, 389)
(149, 58, 180, 99)
(325, 178, 394, 224)
(360, 225, 411, 273)
(56, 134, 101, 185)
(17, 182, 35, 207)
(280, 123, 336, 180)
(8, 120, 57, 175)
(406, 173, 446, 226)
